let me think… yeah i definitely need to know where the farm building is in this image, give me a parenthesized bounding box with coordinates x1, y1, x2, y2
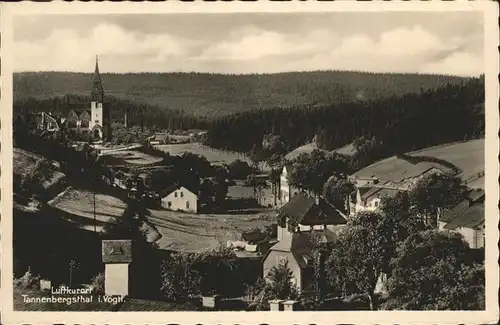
(159, 184, 198, 214)
(349, 139, 484, 189)
(263, 193, 347, 293)
(347, 139, 485, 216)
(439, 189, 485, 249)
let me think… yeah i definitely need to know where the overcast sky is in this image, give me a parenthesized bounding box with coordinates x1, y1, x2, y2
(13, 12, 484, 76)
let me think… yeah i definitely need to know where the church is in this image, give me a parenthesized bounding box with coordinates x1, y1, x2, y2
(88, 55, 112, 141)
(56, 56, 112, 141)
(15, 56, 112, 142)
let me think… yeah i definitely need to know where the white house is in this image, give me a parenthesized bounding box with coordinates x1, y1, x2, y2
(349, 186, 401, 216)
(159, 184, 198, 214)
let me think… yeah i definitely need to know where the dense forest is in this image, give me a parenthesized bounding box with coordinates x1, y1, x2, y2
(13, 94, 208, 131)
(14, 71, 471, 118)
(204, 76, 485, 157)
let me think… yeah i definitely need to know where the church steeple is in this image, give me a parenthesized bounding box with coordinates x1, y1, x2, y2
(91, 55, 104, 102)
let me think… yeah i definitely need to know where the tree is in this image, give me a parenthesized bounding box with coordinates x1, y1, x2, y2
(160, 252, 201, 301)
(409, 173, 467, 227)
(227, 159, 254, 180)
(288, 150, 349, 196)
(262, 133, 286, 157)
(160, 247, 242, 301)
(251, 262, 299, 310)
(326, 212, 390, 310)
(377, 191, 428, 272)
(383, 230, 483, 310)
(322, 174, 355, 212)
(19, 159, 54, 198)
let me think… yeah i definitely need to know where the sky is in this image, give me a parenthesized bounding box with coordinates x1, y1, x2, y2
(13, 12, 484, 76)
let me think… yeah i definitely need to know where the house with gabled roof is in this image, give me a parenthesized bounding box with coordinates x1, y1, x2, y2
(439, 189, 485, 249)
(349, 186, 402, 217)
(159, 183, 199, 214)
(262, 193, 347, 293)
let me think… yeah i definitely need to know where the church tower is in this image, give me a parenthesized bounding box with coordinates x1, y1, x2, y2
(89, 55, 111, 140)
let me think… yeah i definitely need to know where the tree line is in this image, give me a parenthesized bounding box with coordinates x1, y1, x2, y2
(14, 70, 470, 117)
(13, 94, 208, 131)
(204, 77, 484, 156)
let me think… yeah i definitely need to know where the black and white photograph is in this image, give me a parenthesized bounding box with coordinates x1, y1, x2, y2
(1, 1, 498, 324)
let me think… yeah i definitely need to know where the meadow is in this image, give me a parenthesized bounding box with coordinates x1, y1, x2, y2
(48, 187, 275, 253)
(353, 139, 484, 188)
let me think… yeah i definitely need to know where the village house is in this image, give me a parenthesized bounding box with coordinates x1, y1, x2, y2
(438, 189, 485, 249)
(30, 112, 61, 132)
(262, 193, 348, 293)
(65, 108, 92, 137)
(159, 184, 199, 214)
(349, 185, 401, 217)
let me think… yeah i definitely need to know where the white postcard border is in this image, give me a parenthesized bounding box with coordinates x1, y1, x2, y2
(1, 1, 498, 324)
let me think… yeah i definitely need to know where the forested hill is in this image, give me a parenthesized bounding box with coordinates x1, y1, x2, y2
(14, 71, 471, 117)
(204, 77, 485, 156)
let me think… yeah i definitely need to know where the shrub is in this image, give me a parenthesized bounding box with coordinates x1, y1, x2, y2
(90, 272, 105, 294)
(13, 267, 41, 291)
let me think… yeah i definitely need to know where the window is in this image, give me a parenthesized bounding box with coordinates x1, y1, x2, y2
(168, 201, 172, 208)
(180, 191, 184, 198)
(174, 192, 178, 198)
(95, 120, 99, 124)
(186, 201, 190, 209)
(277, 256, 287, 265)
(374, 201, 379, 208)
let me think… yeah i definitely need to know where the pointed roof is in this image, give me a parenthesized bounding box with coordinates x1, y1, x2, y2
(91, 55, 104, 96)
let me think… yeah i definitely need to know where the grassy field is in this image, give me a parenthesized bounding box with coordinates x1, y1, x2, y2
(352, 139, 484, 188)
(14, 71, 471, 118)
(105, 150, 163, 166)
(14, 148, 65, 187)
(156, 143, 249, 165)
(49, 187, 276, 252)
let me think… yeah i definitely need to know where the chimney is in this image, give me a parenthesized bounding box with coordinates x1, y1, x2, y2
(282, 300, 298, 311)
(102, 240, 132, 297)
(269, 299, 284, 311)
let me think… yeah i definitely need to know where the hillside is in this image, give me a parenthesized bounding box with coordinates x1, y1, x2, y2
(14, 71, 471, 117)
(205, 77, 484, 153)
(351, 139, 484, 189)
(13, 148, 66, 191)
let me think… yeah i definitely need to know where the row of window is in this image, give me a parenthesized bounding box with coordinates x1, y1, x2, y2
(174, 191, 184, 198)
(166, 201, 191, 209)
(66, 121, 99, 128)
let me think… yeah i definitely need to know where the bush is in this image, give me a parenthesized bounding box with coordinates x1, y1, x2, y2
(90, 272, 105, 294)
(14, 267, 41, 291)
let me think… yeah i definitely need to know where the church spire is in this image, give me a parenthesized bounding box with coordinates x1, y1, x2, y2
(91, 55, 104, 101)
